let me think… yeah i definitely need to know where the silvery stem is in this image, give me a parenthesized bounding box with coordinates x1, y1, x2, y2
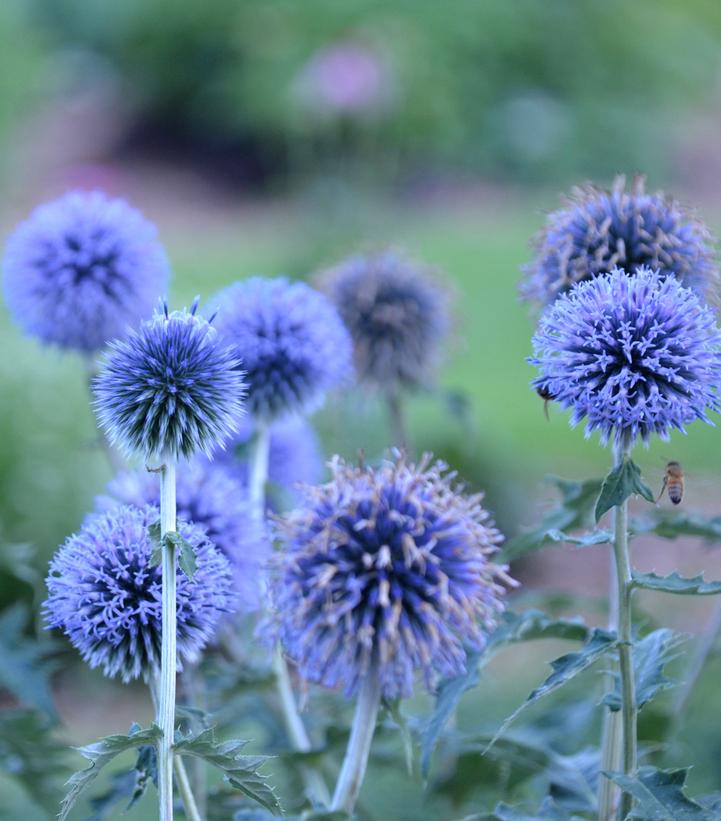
(158, 453, 177, 821)
(249, 424, 330, 805)
(331, 673, 382, 814)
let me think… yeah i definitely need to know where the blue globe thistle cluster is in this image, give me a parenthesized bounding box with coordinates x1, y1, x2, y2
(531, 267, 721, 446)
(93, 299, 246, 459)
(269, 454, 515, 700)
(211, 277, 352, 422)
(45, 505, 234, 682)
(319, 250, 449, 390)
(522, 176, 718, 307)
(217, 416, 324, 503)
(96, 460, 268, 610)
(3, 191, 170, 353)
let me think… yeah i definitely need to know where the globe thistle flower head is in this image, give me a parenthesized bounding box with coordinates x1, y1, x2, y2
(522, 176, 719, 307)
(211, 277, 352, 422)
(45, 505, 234, 682)
(531, 266, 721, 446)
(319, 250, 450, 391)
(270, 454, 515, 700)
(3, 190, 171, 352)
(217, 416, 323, 504)
(93, 298, 246, 459)
(96, 460, 268, 610)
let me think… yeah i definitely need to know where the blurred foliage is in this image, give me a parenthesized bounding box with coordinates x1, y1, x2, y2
(21, 0, 721, 183)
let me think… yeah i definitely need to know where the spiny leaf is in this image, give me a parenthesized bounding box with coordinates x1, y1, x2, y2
(631, 509, 721, 542)
(0, 603, 59, 718)
(148, 522, 162, 567)
(602, 629, 682, 712)
(632, 571, 721, 596)
(382, 698, 414, 776)
(85, 744, 156, 821)
(486, 629, 617, 752)
(604, 766, 708, 819)
(595, 457, 655, 522)
(488, 610, 591, 648)
(501, 476, 603, 561)
(174, 727, 280, 814)
(176, 534, 198, 580)
(465, 797, 583, 820)
(59, 724, 162, 821)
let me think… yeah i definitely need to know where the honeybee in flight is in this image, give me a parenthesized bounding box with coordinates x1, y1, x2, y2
(536, 385, 554, 421)
(657, 461, 684, 505)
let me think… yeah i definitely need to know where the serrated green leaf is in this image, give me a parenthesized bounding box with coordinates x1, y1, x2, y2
(174, 727, 280, 814)
(148, 522, 163, 567)
(176, 535, 198, 580)
(631, 509, 721, 542)
(604, 766, 707, 819)
(501, 476, 603, 561)
(382, 698, 414, 776)
(602, 629, 682, 712)
(464, 797, 583, 820)
(632, 570, 721, 596)
(595, 458, 655, 522)
(421, 611, 591, 776)
(0, 603, 59, 718)
(59, 724, 162, 821)
(85, 743, 156, 821)
(487, 629, 617, 751)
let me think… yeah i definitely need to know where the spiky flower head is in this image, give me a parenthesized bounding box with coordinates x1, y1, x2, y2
(269, 454, 515, 700)
(96, 461, 268, 610)
(217, 416, 323, 505)
(319, 250, 449, 391)
(3, 190, 171, 352)
(45, 505, 234, 682)
(531, 266, 721, 446)
(93, 298, 246, 459)
(522, 176, 719, 307)
(211, 277, 352, 422)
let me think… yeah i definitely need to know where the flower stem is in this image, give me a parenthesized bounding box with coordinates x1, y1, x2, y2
(158, 453, 177, 821)
(249, 424, 331, 805)
(598, 441, 637, 821)
(174, 755, 203, 821)
(331, 673, 382, 815)
(386, 388, 409, 453)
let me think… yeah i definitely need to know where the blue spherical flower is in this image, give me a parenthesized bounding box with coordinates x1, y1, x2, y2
(3, 190, 171, 352)
(45, 505, 235, 682)
(531, 267, 721, 446)
(269, 455, 515, 699)
(217, 416, 323, 504)
(211, 277, 352, 421)
(522, 176, 718, 306)
(96, 460, 268, 610)
(319, 250, 449, 390)
(93, 299, 246, 459)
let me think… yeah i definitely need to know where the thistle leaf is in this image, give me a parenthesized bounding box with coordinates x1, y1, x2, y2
(602, 629, 682, 712)
(632, 570, 721, 596)
(595, 457, 655, 522)
(501, 476, 603, 561)
(59, 724, 162, 821)
(604, 767, 707, 819)
(174, 727, 280, 814)
(148, 522, 162, 567)
(631, 509, 721, 542)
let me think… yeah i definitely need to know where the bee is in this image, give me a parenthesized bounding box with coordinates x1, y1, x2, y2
(657, 461, 684, 505)
(536, 385, 554, 421)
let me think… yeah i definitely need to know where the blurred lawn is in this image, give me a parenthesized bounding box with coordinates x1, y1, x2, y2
(3, 186, 721, 562)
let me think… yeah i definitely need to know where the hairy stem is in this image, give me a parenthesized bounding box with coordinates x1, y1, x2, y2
(386, 389, 409, 453)
(598, 440, 637, 821)
(249, 424, 331, 805)
(158, 454, 177, 821)
(331, 673, 382, 814)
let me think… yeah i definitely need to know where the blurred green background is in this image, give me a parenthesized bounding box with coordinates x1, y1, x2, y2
(4, 1, 721, 818)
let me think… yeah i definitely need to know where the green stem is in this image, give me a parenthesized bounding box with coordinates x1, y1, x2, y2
(248, 424, 331, 805)
(158, 454, 177, 821)
(386, 389, 409, 453)
(174, 755, 203, 821)
(331, 673, 382, 814)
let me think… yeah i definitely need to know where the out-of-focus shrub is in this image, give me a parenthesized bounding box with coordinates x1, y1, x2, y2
(29, 0, 721, 184)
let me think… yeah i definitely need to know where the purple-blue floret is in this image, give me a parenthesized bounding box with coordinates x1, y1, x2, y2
(211, 277, 352, 421)
(96, 460, 268, 610)
(3, 190, 170, 352)
(44, 505, 235, 682)
(93, 299, 246, 459)
(530, 266, 721, 446)
(269, 455, 515, 700)
(522, 176, 718, 306)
